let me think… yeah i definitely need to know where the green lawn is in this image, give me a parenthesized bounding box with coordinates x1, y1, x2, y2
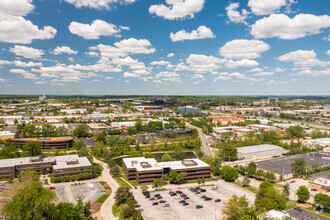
(305, 207, 330, 218)
(232, 181, 259, 194)
(95, 194, 110, 204)
(113, 177, 132, 188)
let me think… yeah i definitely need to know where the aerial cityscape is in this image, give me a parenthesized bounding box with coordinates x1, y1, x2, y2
(0, 0, 329, 220)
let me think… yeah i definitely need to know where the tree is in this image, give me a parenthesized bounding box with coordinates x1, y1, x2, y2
(222, 195, 251, 220)
(247, 162, 256, 177)
(73, 125, 89, 138)
(255, 181, 287, 212)
(223, 145, 238, 161)
(264, 171, 276, 182)
(22, 141, 42, 156)
(22, 124, 40, 138)
(283, 183, 290, 199)
(18, 170, 40, 184)
(296, 185, 310, 203)
(41, 123, 56, 137)
(111, 166, 121, 177)
(161, 153, 173, 162)
(152, 179, 163, 190)
(0, 143, 20, 159)
(168, 171, 181, 184)
(197, 178, 202, 185)
(95, 130, 107, 144)
(55, 126, 70, 137)
(201, 177, 205, 185)
(286, 125, 304, 139)
(290, 158, 307, 177)
(262, 130, 280, 142)
(242, 176, 250, 187)
(221, 166, 238, 182)
(54, 202, 80, 219)
(141, 185, 148, 192)
(314, 193, 330, 212)
(1, 182, 56, 219)
(134, 120, 143, 132)
(255, 169, 265, 180)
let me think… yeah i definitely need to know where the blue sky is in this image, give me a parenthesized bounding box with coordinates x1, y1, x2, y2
(0, 0, 329, 95)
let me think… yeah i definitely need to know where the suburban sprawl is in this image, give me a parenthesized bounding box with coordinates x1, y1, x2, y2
(0, 95, 329, 220)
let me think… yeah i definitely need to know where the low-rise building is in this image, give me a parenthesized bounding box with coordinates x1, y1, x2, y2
(0, 131, 15, 140)
(11, 137, 73, 149)
(0, 155, 91, 179)
(177, 106, 201, 114)
(237, 144, 285, 160)
(308, 178, 330, 193)
(122, 157, 211, 184)
(210, 114, 245, 126)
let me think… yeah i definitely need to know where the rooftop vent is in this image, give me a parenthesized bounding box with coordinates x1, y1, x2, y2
(66, 158, 79, 165)
(30, 156, 43, 163)
(140, 162, 152, 168)
(181, 160, 198, 167)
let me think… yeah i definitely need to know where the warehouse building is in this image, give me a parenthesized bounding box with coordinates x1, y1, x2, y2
(237, 144, 285, 160)
(122, 157, 211, 184)
(0, 154, 91, 179)
(177, 106, 201, 114)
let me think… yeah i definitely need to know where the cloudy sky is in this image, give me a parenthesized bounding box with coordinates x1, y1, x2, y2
(0, 0, 329, 95)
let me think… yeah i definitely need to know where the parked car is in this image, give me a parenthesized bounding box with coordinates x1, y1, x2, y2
(170, 193, 177, 196)
(154, 194, 160, 197)
(196, 205, 203, 209)
(176, 190, 183, 194)
(145, 195, 150, 199)
(137, 208, 144, 212)
(163, 204, 170, 207)
(204, 197, 212, 201)
(215, 199, 221, 202)
(48, 186, 55, 190)
(183, 202, 189, 206)
(179, 200, 186, 203)
(180, 194, 187, 198)
(294, 207, 303, 212)
(159, 200, 166, 203)
(156, 196, 163, 200)
(195, 191, 201, 194)
(211, 186, 218, 190)
(201, 195, 207, 199)
(183, 197, 189, 200)
(311, 189, 317, 191)
(149, 198, 155, 201)
(200, 189, 206, 192)
(152, 202, 159, 206)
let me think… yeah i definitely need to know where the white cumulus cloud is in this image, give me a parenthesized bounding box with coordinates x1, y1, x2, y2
(251, 14, 330, 40)
(248, 0, 287, 15)
(63, 0, 136, 10)
(278, 50, 328, 67)
(14, 60, 42, 68)
(0, 0, 34, 16)
(149, 0, 205, 20)
(69, 20, 128, 39)
(52, 46, 78, 55)
(10, 45, 44, 59)
(226, 3, 249, 24)
(0, 16, 56, 44)
(219, 39, 270, 59)
(170, 26, 215, 42)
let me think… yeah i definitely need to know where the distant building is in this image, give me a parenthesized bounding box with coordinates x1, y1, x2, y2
(136, 106, 163, 111)
(60, 108, 87, 114)
(210, 114, 244, 126)
(293, 99, 305, 103)
(177, 106, 201, 114)
(10, 137, 73, 149)
(0, 131, 15, 140)
(39, 95, 47, 102)
(237, 144, 285, 160)
(157, 128, 193, 137)
(268, 97, 279, 103)
(122, 157, 211, 184)
(308, 178, 330, 193)
(0, 155, 92, 179)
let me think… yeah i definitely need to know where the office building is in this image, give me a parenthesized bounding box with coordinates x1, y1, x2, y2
(0, 155, 91, 179)
(177, 106, 201, 114)
(11, 137, 73, 149)
(122, 157, 211, 184)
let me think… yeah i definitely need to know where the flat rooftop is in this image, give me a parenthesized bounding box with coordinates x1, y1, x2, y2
(237, 144, 284, 154)
(123, 157, 210, 172)
(0, 156, 55, 168)
(52, 155, 92, 169)
(12, 137, 73, 142)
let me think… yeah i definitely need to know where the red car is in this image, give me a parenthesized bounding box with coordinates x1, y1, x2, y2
(157, 196, 163, 200)
(180, 194, 187, 198)
(149, 198, 155, 201)
(169, 191, 174, 194)
(195, 192, 200, 194)
(48, 187, 55, 190)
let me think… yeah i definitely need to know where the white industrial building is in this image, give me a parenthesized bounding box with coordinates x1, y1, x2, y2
(237, 144, 285, 160)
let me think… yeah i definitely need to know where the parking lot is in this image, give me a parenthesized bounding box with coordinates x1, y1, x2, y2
(287, 208, 329, 220)
(256, 154, 330, 175)
(133, 181, 256, 220)
(53, 181, 104, 204)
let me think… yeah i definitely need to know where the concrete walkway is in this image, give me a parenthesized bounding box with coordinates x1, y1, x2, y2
(93, 157, 120, 220)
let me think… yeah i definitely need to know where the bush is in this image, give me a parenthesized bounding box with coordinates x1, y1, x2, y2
(221, 166, 238, 182)
(70, 175, 76, 182)
(62, 176, 69, 182)
(296, 185, 310, 203)
(122, 207, 134, 218)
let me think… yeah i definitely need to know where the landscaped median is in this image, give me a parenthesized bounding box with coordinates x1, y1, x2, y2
(91, 181, 112, 213)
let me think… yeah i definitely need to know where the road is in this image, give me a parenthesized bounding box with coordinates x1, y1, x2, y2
(93, 157, 120, 220)
(185, 122, 214, 157)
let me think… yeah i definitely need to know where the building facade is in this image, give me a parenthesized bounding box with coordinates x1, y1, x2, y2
(11, 137, 73, 149)
(237, 144, 285, 160)
(0, 155, 91, 179)
(177, 106, 201, 114)
(122, 157, 211, 184)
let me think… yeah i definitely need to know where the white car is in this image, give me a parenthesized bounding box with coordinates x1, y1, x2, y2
(88, 183, 95, 191)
